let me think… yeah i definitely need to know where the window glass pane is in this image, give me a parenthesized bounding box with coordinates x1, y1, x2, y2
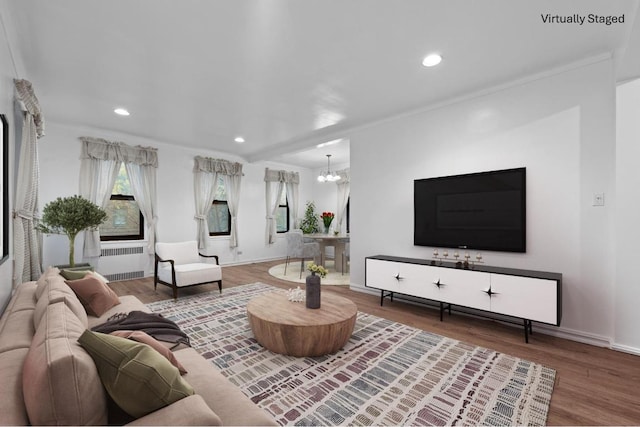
(276, 206, 288, 232)
(208, 177, 230, 235)
(113, 163, 132, 195)
(215, 176, 226, 201)
(208, 202, 230, 234)
(100, 163, 144, 240)
(101, 198, 141, 237)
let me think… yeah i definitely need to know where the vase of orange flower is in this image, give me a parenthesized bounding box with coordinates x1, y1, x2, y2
(320, 211, 335, 234)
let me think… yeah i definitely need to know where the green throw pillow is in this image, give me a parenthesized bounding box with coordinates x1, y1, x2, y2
(78, 330, 194, 418)
(60, 267, 94, 280)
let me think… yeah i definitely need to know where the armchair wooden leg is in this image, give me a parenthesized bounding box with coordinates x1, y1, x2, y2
(284, 256, 290, 275)
(299, 258, 304, 279)
(217, 280, 222, 294)
(173, 287, 178, 300)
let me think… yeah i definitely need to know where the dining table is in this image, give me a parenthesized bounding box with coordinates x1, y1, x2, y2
(305, 233, 350, 273)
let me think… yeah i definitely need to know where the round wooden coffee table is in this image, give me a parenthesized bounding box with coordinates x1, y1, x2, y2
(246, 291, 357, 357)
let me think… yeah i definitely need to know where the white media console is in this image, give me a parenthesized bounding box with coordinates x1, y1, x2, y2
(365, 255, 562, 342)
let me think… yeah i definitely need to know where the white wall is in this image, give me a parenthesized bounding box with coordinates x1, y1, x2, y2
(38, 122, 320, 274)
(615, 78, 640, 353)
(349, 59, 617, 347)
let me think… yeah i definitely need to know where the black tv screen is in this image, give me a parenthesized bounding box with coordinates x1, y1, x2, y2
(414, 168, 526, 252)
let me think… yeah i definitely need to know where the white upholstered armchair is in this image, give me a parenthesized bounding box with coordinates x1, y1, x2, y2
(154, 241, 222, 300)
(285, 229, 321, 278)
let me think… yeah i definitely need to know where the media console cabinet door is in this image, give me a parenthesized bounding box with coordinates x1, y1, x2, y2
(435, 268, 491, 311)
(489, 274, 558, 324)
(366, 259, 442, 301)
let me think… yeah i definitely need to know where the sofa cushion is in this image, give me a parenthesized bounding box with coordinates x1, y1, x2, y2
(110, 330, 187, 374)
(65, 274, 121, 316)
(2, 280, 37, 314)
(0, 348, 30, 426)
(127, 394, 223, 426)
(34, 275, 88, 328)
(87, 295, 150, 329)
(0, 282, 37, 352)
(175, 347, 278, 426)
(23, 301, 108, 425)
(78, 330, 194, 418)
(35, 266, 60, 299)
(0, 309, 36, 353)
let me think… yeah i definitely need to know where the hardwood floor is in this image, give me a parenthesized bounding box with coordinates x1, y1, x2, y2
(109, 259, 640, 426)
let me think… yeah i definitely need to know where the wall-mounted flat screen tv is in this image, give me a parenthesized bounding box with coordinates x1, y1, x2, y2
(414, 167, 526, 252)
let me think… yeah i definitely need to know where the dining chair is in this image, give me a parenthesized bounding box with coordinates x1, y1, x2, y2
(342, 242, 350, 275)
(285, 229, 321, 278)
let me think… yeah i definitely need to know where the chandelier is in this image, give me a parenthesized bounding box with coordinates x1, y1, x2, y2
(317, 154, 341, 182)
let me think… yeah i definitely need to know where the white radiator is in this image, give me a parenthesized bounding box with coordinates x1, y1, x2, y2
(99, 245, 147, 281)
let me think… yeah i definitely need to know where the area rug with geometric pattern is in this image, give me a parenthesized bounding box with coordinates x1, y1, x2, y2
(147, 283, 556, 426)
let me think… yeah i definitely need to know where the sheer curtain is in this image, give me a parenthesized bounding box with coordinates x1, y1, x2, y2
(335, 168, 351, 233)
(224, 171, 242, 248)
(124, 162, 158, 256)
(193, 169, 219, 250)
(285, 180, 300, 229)
(13, 79, 45, 286)
(78, 155, 119, 263)
(264, 168, 299, 244)
(79, 137, 158, 263)
(193, 156, 243, 249)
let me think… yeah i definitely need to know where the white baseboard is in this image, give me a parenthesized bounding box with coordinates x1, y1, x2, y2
(611, 343, 640, 356)
(533, 324, 611, 348)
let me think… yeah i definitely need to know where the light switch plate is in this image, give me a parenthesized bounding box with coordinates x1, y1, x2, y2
(593, 193, 605, 206)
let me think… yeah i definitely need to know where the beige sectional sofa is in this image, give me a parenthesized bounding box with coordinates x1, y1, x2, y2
(0, 267, 276, 426)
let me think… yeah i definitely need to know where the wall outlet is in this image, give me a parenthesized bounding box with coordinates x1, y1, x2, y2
(593, 193, 605, 206)
(237, 250, 243, 255)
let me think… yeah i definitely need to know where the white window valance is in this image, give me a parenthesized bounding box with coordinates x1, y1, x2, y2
(79, 137, 158, 167)
(14, 79, 45, 138)
(264, 168, 299, 184)
(193, 156, 243, 176)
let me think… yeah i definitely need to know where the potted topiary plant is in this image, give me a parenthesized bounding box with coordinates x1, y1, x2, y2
(36, 195, 108, 267)
(300, 201, 320, 234)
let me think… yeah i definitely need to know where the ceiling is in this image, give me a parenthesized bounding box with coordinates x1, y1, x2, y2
(2, 0, 639, 168)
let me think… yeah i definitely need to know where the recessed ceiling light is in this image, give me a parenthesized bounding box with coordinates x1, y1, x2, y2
(234, 136, 245, 144)
(114, 108, 130, 116)
(422, 54, 442, 67)
(316, 139, 341, 149)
